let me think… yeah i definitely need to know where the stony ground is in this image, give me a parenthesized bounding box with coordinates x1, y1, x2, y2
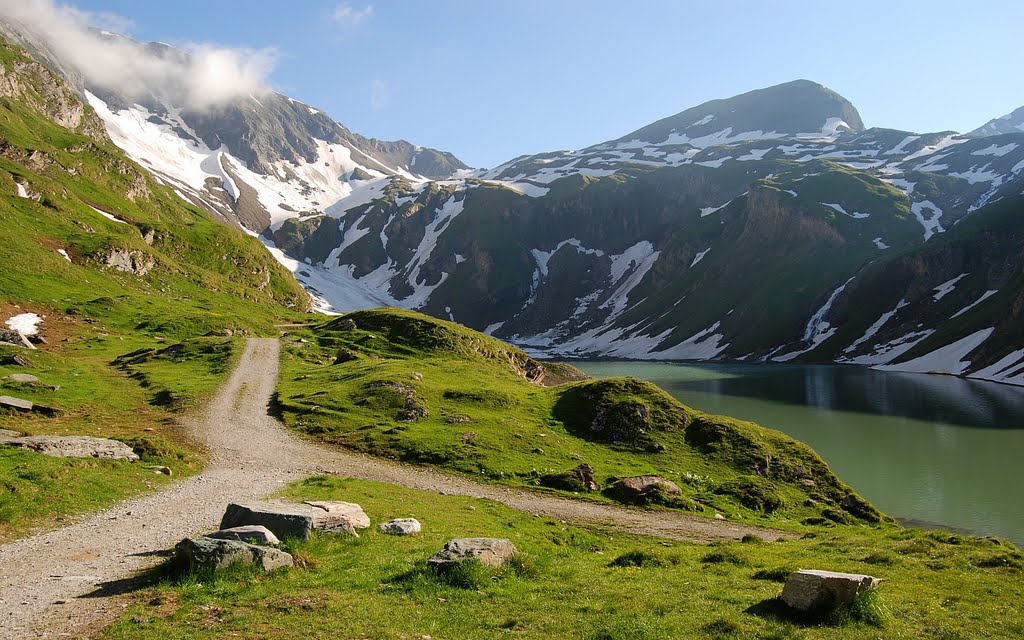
(0, 338, 790, 639)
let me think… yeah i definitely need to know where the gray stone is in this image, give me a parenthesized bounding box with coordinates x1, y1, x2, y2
(5, 373, 40, 384)
(0, 330, 34, 349)
(220, 500, 370, 540)
(0, 435, 139, 460)
(427, 538, 518, 569)
(379, 518, 421, 535)
(205, 525, 281, 546)
(304, 500, 371, 529)
(174, 537, 292, 573)
(613, 475, 682, 500)
(781, 569, 882, 612)
(0, 395, 33, 411)
(0, 428, 22, 437)
(219, 503, 314, 540)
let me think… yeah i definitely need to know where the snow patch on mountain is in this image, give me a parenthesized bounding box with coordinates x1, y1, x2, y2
(843, 299, 908, 354)
(970, 349, 1024, 386)
(876, 328, 994, 375)
(774, 277, 854, 361)
(951, 290, 998, 319)
(690, 248, 710, 267)
(842, 330, 935, 366)
(933, 274, 968, 301)
(972, 143, 1018, 157)
(910, 200, 944, 240)
(821, 202, 869, 218)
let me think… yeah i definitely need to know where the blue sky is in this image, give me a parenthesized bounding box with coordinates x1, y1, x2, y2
(65, 0, 1024, 168)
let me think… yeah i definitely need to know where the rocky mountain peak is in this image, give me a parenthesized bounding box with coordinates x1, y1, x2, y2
(611, 79, 864, 147)
(967, 105, 1024, 138)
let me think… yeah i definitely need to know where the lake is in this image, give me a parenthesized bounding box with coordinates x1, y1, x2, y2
(571, 361, 1024, 544)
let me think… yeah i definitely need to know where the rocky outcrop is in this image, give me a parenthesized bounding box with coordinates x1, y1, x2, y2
(781, 569, 882, 612)
(174, 537, 293, 573)
(427, 538, 518, 569)
(100, 248, 154, 276)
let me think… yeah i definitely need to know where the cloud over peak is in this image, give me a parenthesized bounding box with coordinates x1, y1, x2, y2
(0, 0, 277, 111)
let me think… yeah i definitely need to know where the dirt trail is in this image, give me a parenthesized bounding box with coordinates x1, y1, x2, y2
(0, 338, 790, 639)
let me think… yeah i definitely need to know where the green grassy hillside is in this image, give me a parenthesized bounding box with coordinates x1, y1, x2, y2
(275, 308, 883, 529)
(0, 36, 310, 539)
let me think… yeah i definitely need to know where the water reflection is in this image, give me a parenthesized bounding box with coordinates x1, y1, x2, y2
(570, 361, 1024, 544)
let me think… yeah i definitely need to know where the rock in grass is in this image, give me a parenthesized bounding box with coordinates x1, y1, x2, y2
(0, 330, 34, 349)
(174, 537, 292, 573)
(220, 503, 315, 540)
(220, 501, 370, 540)
(205, 525, 280, 546)
(4, 373, 40, 384)
(304, 500, 371, 529)
(781, 569, 882, 612)
(613, 475, 681, 500)
(0, 395, 33, 412)
(427, 538, 518, 569)
(0, 428, 22, 437)
(0, 435, 139, 460)
(379, 518, 421, 535)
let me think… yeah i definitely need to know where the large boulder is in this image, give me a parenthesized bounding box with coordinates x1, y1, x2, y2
(427, 538, 518, 569)
(0, 435, 139, 460)
(781, 570, 882, 612)
(174, 537, 293, 573)
(205, 525, 280, 546)
(0, 395, 33, 412)
(541, 463, 600, 492)
(4, 373, 40, 384)
(220, 501, 370, 540)
(304, 501, 371, 529)
(379, 518, 421, 535)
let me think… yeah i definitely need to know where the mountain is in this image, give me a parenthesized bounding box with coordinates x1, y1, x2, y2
(968, 105, 1024, 138)
(0, 34, 309, 336)
(0, 23, 468, 235)
(7, 15, 1024, 386)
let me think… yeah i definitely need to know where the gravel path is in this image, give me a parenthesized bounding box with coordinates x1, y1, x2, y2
(0, 338, 791, 638)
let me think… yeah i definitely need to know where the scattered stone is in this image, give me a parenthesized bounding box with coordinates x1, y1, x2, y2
(460, 431, 477, 442)
(336, 318, 357, 331)
(220, 501, 370, 540)
(205, 525, 281, 546)
(100, 248, 154, 276)
(0, 330, 34, 349)
(304, 501, 371, 529)
(540, 464, 600, 492)
(0, 395, 33, 411)
(0, 435, 139, 460)
(427, 538, 518, 569)
(410, 372, 423, 381)
(379, 518, 421, 535)
(715, 513, 726, 520)
(4, 373, 40, 384)
(781, 569, 882, 612)
(612, 475, 682, 500)
(446, 415, 471, 424)
(0, 428, 22, 437)
(219, 503, 315, 540)
(174, 537, 293, 573)
(28, 335, 47, 345)
(146, 465, 172, 475)
(333, 348, 357, 364)
(5, 353, 32, 367)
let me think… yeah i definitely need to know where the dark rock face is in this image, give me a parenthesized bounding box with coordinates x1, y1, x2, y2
(219, 503, 315, 541)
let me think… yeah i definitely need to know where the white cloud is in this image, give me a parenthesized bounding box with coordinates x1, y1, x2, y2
(0, 0, 277, 110)
(369, 79, 390, 110)
(331, 3, 373, 28)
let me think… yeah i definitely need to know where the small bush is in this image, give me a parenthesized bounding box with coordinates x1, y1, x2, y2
(701, 547, 747, 565)
(752, 566, 793, 582)
(862, 551, 898, 566)
(827, 589, 889, 627)
(609, 550, 664, 568)
(715, 476, 784, 513)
